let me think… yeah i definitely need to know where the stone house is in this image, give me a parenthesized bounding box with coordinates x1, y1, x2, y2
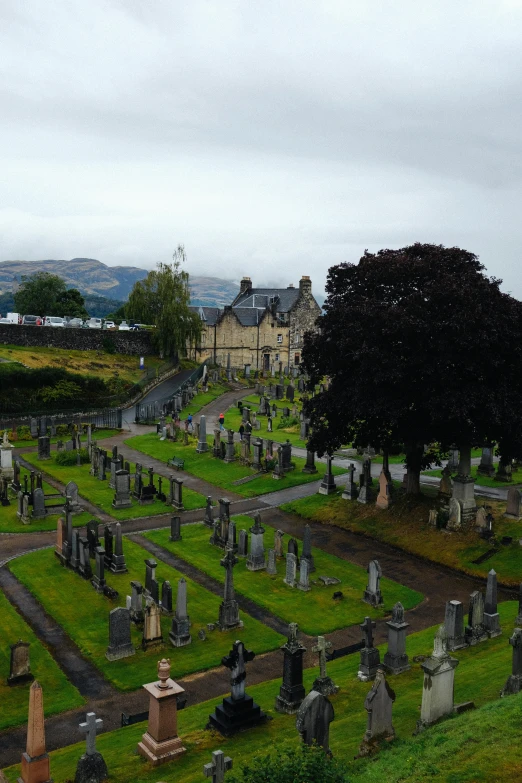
(189, 276, 321, 372)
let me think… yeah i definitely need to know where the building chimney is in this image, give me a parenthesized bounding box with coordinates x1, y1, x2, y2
(239, 277, 252, 296)
(299, 276, 312, 295)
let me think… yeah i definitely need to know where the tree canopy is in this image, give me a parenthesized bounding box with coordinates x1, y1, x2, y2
(13, 272, 88, 318)
(126, 245, 201, 358)
(302, 243, 522, 491)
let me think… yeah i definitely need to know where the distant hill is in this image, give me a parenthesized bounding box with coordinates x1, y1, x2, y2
(0, 258, 240, 308)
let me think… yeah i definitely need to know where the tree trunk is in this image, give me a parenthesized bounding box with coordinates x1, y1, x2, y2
(405, 443, 424, 495)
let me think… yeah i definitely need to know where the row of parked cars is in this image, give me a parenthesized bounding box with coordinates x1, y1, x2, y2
(0, 313, 143, 329)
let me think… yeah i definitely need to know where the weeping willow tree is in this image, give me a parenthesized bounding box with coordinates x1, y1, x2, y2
(127, 245, 201, 358)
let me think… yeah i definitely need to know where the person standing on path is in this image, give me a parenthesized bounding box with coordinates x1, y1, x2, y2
(219, 412, 225, 431)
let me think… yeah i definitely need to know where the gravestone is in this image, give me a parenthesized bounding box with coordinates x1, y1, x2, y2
(358, 617, 381, 681)
(266, 548, 277, 575)
(464, 591, 488, 645)
(302, 450, 318, 474)
(18, 680, 51, 783)
(208, 640, 267, 736)
(204, 496, 214, 527)
(439, 465, 452, 498)
(363, 560, 384, 606)
(217, 548, 242, 630)
(141, 600, 163, 650)
(110, 522, 127, 574)
(311, 636, 339, 695)
(70, 529, 80, 571)
(357, 459, 374, 504)
(358, 669, 395, 756)
(79, 537, 92, 580)
(161, 580, 173, 613)
(301, 524, 315, 572)
(252, 438, 263, 470)
(103, 525, 114, 569)
(112, 469, 132, 509)
(106, 607, 135, 661)
(203, 750, 233, 783)
(238, 529, 248, 557)
(501, 628, 522, 696)
(170, 515, 182, 542)
(169, 578, 192, 647)
(275, 623, 306, 714)
(383, 602, 410, 675)
(75, 711, 108, 783)
(92, 547, 106, 593)
(144, 558, 157, 593)
(130, 581, 144, 624)
(274, 529, 285, 558)
(295, 690, 334, 754)
(65, 480, 81, 513)
(32, 488, 46, 519)
(342, 463, 358, 500)
(7, 640, 34, 686)
(416, 626, 459, 732)
(169, 476, 184, 510)
(246, 514, 265, 571)
(477, 445, 496, 477)
(284, 552, 297, 588)
(451, 445, 477, 523)
(483, 569, 502, 638)
(475, 506, 488, 531)
(444, 600, 466, 651)
(224, 429, 236, 463)
(196, 415, 209, 452)
(516, 583, 522, 625)
(504, 488, 522, 520)
(37, 436, 51, 461)
(376, 469, 393, 509)
(227, 520, 237, 552)
(297, 558, 310, 591)
(447, 497, 462, 530)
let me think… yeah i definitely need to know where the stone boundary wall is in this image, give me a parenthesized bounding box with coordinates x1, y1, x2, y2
(0, 324, 153, 356)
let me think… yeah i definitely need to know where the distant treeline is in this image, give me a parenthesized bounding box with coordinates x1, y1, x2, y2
(0, 290, 126, 319)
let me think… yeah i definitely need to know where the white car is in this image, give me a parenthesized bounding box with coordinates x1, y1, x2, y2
(118, 321, 130, 330)
(86, 318, 102, 329)
(44, 316, 65, 327)
(104, 320, 116, 329)
(0, 317, 14, 324)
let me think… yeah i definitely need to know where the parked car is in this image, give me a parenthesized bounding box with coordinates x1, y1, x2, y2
(118, 321, 130, 331)
(44, 316, 65, 327)
(22, 315, 42, 326)
(130, 323, 143, 330)
(6, 312, 21, 324)
(0, 317, 14, 324)
(104, 320, 116, 329)
(66, 317, 84, 328)
(86, 318, 102, 329)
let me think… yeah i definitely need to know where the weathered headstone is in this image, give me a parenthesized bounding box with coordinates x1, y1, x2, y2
(170, 515, 182, 542)
(444, 600, 466, 651)
(295, 690, 334, 754)
(274, 529, 285, 558)
(217, 548, 242, 630)
(297, 558, 311, 592)
(112, 469, 132, 509)
(106, 607, 135, 661)
(358, 617, 380, 681)
(311, 636, 339, 695)
(284, 552, 297, 588)
(92, 547, 106, 593)
(161, 580, 173, 613)
(505, 487, 522, 520)
(483, 569, 502, 638)
(169, 578, 192, 647)
(7, 641, 34, 686)
(246, 514, 265, 571)
(341, 463, 358, 500)
(363, 560, 383, 606)
(465, 590, 488, 646)
(37, 436, 51, 461)
(358, 668, 395, 756)
(141, 600, 163, 650)
(266, 548, 277, 575)
(110, 522, 127, 574)
(275, 623, 306, 714)
(196, 415, 209, 452)
(447, 497, 462, 530)
(19, 681, 51, 783)
(501, 628, 522, 696)
(416, 626, 459, 732)
(203, 750, 233, 783)
(376, 469, 393, 510)
(32, 488, 46, 520)
(238, 529, 248, 557)
(383, 602, 410, 675)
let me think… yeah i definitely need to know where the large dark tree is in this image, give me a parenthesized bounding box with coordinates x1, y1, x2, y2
(14, 272, 88, 318)
(302, 243, 522, 493)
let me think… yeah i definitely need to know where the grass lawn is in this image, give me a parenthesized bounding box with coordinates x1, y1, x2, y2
(424, 463, 522, 488)
(125, 433, 346, 498)
(0, 590, 84, 731)
(224, 394, 308, 448)
(0, 344, 164, 383)
(181, 383, 231, 417)
(144, 520, 423, 636)
(3, 602, 520, 783)
(9, 539, 284, 691)
(280, 490, 522, 585)
(22, 451, 207, 518)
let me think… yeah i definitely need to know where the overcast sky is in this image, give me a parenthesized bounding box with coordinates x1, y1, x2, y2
(1, 0, 522, 295)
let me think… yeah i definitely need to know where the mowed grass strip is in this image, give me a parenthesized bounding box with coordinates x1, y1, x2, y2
(125, 433, 346, 498)
(9, 539, 284, 691)
(22, 451, 207, 518)
(3, 602, 520, 783)
(423, 463, 522, 488)
(181, 383, 231, 417)
(281, 491, 522, 585)
(0, 590, 84, 731)
(144, 520, 424, 636)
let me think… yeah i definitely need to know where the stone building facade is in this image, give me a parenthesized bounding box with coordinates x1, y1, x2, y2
(190, 276, 321, 372)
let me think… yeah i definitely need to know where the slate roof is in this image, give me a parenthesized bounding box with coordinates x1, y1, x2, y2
(190, 306, 221, 325)
(232, 287, 300, 312)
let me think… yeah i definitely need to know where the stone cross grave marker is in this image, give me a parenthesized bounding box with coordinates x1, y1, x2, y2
(203, 749, 233, 783)
(79, 712, 103, 755)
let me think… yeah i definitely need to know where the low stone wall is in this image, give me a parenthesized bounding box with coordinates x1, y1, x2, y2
(0, 324, 153, 356)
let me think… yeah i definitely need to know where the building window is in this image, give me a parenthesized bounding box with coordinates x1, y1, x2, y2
(295, 333, 299, 345)
(277, 334, 283, 343)
(275, 353, 279, 362)
(294, 353, 300, 365)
